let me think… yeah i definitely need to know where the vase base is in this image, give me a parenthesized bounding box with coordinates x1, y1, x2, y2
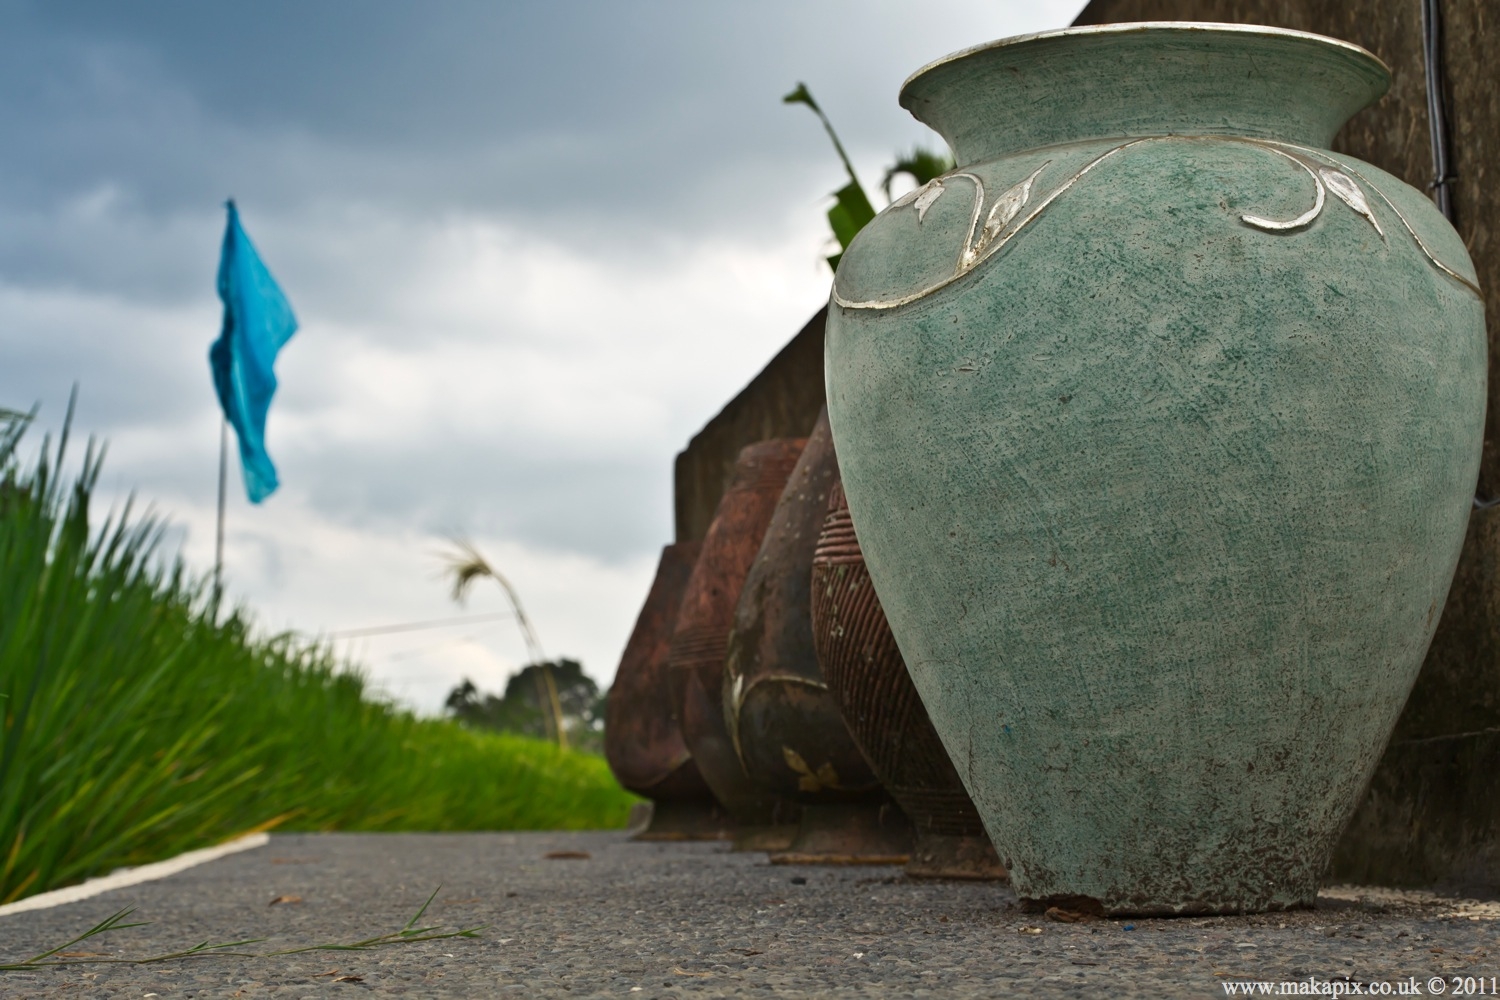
(905, 834, 1008, 881)
(1019, 892, 1318, 918)
(769, 853, 910, 866)
(732, 824, 800, 852)
(767, 801, 914, 864)
(629, 799, 734, 842)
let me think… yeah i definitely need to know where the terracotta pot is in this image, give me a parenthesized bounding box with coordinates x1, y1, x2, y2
(814, 473, 1005, 879)
(668, 438, 806, 846)
(604, 541, 731, 841)
(724, 408, 912, 861)
(826, 24, 1486, 912)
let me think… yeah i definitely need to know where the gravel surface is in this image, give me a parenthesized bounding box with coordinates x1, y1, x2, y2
(0, 831, 1496, 998)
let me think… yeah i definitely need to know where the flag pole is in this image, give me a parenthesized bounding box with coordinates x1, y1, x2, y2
(214, 417, 227, 616)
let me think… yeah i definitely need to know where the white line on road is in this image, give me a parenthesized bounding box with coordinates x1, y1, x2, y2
(0, 833, 270, 916)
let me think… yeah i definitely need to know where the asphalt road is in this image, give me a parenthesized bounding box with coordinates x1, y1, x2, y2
(0, 831, 1496, 998)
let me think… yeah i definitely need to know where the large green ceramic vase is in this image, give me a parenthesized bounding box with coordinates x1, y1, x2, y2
(825, 23, 1486, 914)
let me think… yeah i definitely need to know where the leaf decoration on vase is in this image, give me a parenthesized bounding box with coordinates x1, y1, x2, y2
(890, 185, 921, 210)
(1240, 148, 1326, 232)
(965, 163, 1050, 268)
(782, 746, 841, 792)
(983, 164, 1047, 242)
(913, 181, 946, 223)
(890, 179, 929, 209)
(893, 179, 947, 224)
(1240, 149, 1384, 238)
(1319, 167, 1385, 238)
(833, 136, 1477, 313)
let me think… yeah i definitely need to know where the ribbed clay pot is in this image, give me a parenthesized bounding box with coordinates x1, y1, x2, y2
(826, 24, 1486, 914)
(814, 472, 1005, 879)
(669, 438, 807, 850)
(725, 409, 913, 864)
(604, 541, 731, 841)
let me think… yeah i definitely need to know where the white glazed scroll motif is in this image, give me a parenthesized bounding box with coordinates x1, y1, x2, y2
(834, 137, 1479, 311)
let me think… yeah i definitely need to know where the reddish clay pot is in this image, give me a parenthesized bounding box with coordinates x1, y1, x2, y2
(813, 472, 1006, 880)
(726, 409, 913, 863)
(604, 541, 731, 841)
(669, 439, 806, 848)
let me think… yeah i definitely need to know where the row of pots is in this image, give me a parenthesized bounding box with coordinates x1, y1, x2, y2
(605, 409, 1005, 880)
(615, 22, 1486, 914)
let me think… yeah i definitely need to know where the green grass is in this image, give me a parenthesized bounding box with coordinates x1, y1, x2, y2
(0, 404, 639, 905)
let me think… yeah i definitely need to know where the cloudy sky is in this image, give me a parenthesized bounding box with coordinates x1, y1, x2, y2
(0, 0, 1086, 713)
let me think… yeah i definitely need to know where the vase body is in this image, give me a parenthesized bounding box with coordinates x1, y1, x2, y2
(826, 23, 1487, 914)
(814, 473, 1005, 880)
(605, 541, 731, 840)
(668, 439, 806, 841)
(725, 409, 914, 862)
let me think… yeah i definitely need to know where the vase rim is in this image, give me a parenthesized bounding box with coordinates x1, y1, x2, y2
(899, 22, 1390, 103)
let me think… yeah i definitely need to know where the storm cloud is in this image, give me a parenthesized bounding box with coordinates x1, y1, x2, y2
(0, 0, 1086, 710)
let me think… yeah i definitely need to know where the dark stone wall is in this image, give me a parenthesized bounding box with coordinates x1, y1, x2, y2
(1335, 733, 1500, 894)
(1074, 0, 1500, 889)
(673, 307, 827, 542)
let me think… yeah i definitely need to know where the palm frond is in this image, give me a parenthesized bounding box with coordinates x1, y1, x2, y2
(881, 146, 955, 202)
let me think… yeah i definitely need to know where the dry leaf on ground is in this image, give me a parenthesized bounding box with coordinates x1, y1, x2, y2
(1045, 906, 1098, 923)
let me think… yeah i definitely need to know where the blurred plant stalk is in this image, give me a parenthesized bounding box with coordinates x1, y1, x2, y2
(442, 541, 568, 748)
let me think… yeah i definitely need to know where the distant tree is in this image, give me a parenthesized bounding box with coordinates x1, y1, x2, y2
(439, 539, 568, 747)
(445, 658, 607, 754)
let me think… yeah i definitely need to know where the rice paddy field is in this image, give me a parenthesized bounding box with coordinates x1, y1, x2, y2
(0, 407, 639, 905)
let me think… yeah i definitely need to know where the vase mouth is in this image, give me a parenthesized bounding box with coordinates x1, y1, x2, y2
(900, 22, 1388, 99)
(898, 22, 1391, 164)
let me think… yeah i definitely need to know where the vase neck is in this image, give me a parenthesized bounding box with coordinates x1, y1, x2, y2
(899, 23, 1389, 165)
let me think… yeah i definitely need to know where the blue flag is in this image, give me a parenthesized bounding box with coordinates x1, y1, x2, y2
(210, 201, 298, 504)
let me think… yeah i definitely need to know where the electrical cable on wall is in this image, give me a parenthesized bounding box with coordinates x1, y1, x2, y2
(1422, 0, 1493, 511)
(1421, 0, 1455, 223)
